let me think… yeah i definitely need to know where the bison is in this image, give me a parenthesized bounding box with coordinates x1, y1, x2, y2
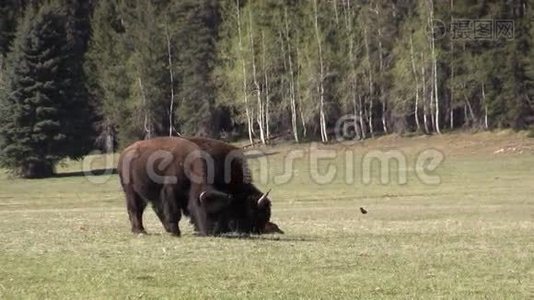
(118, 137, 234, 236)
(117, 136, 283, 236)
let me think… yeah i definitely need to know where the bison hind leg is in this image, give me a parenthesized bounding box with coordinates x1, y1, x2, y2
(152, 202, 180, 236)
(124, 186, 147, 235)
(157, 186, 182, 237)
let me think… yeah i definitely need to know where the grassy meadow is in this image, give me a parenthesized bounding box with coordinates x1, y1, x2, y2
(1, 132, 533, 299)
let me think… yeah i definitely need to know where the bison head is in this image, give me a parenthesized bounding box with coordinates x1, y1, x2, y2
(197, 186, 284, 236)
(247, 188, 284, 234)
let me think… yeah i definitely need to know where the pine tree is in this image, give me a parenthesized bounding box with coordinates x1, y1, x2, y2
(61, 0, 96, 156)
(0, 1, 23, 57)
(486, 0, 532, 128)
(1, 0, 25, 97)
(85, 0, 135, 149)
(173, 0, 220, 136)
(0, 4, 92, 177)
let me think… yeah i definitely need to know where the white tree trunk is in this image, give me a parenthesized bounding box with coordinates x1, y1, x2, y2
(429, 0, 441, 134)
(295, 42, 307, 137)
(378, 25, 387, 134)
(265, 74, 270, 141)
(409, 35, 421, 131)
(138, 77, 151, 139)
(314, 0, 328, 143)
(421, 64, 429, 134)
(359, 95, 367, 139)
(248, 11, 265, 145)
(450, 108, 454, 129)
(450, 64, 455, 130)
(165, 25, 175, 136)
(430, 88, 436, 131)
(333, 0, 339, 24)
(364, 26, 374, 137)
(482, 83, 488, 129)
(343, 0, 362, 140)
(236, 0, 253, 144)
(284, 8, 299, 143)
(464, 95, 476, 124)
(464, 103, 468, 127)
(261, 31, 270, 142)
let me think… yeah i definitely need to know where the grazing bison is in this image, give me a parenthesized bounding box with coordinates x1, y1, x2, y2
(184, 136, 284, 234)
(118, 136, 283, 236)
(118, 137, 235, 236)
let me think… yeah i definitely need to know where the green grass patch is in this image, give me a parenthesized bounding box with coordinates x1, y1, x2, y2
(1, 133, 533, 298)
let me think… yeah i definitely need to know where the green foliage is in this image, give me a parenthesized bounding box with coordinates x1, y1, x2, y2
(85, 0, 138, 148)
(87, 0, 222, 143)
(172, 0, 220, 136)
(0, 4, 92, 177)
(123, 0, 170, 137)
(2, 0, 534, 175)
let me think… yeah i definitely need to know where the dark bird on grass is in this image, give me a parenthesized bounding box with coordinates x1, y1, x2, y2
(360, 207, 368, 214)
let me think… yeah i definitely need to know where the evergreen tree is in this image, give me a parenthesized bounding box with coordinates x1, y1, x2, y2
(1, 0, 25, 98)
(85, 0, 135, 149)
(61, 0, 96, 154)
(3, 0, 533, 159)
(0, 0, 24, 57)
(173, 0, 220, 136)
(486, 0, 532, 128)
(0, 4, 92, 177)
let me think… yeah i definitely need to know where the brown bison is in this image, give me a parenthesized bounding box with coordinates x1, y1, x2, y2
(118, 137, 233, 236)
(117, 136, 283, 236)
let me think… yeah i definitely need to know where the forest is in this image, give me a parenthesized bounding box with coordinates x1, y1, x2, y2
(0, 0, 533, 177)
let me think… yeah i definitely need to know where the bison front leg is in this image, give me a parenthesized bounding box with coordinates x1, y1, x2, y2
(160, 186, 182, 236)
(124, 187, 147, 235)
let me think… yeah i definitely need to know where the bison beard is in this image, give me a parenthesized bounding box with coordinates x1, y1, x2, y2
(117, 137, 283, 236)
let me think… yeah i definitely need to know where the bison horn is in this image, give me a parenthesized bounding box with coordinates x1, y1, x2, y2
(199, 191, 208, 203)
(199, 190, 231, 203)
(257, 189, 271, 206)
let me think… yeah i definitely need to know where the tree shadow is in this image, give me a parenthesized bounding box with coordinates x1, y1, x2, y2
(53, 168, 117, 178)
